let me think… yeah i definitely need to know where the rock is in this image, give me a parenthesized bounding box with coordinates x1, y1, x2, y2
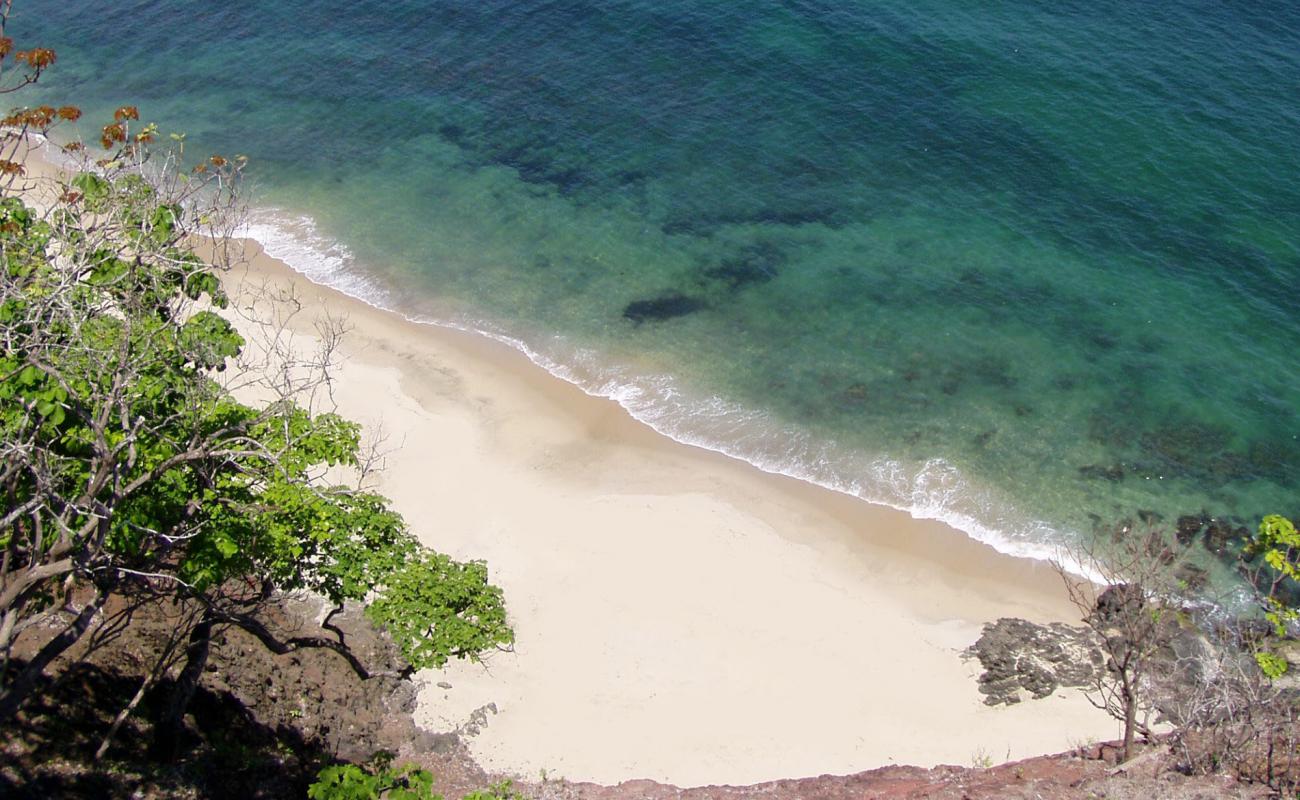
(965, 618, 1103, 706)
(437, 681, 453, 689)
(1203, 519, 1247, 556)
(458, 702, 498, 737)
(1090, 583, 1146, 630)
(1110, 516, 1135, 542)
(1143, 535, 1178, 566)
(196, 595, 440, 762)
(1176, 514, 1206, 546)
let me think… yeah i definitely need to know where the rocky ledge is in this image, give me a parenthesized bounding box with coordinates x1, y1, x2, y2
(0, 594, 1273, 799)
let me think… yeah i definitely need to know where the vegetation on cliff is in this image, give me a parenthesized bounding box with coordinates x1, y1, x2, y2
(0, 0, 510, 767)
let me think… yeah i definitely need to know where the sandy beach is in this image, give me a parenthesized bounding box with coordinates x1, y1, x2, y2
(222, 248, 1119, 786)
(22, 141, 1118, 787)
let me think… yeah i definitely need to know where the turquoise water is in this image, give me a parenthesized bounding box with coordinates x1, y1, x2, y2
(13, 1, 1300, 571)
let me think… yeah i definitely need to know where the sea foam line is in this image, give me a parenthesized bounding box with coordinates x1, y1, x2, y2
(234, 205, 1108, 583)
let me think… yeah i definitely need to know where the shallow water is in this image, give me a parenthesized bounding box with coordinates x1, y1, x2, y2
(14, 0, 1300, 574)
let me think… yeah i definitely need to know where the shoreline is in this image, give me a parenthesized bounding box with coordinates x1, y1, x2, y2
(20, 141, 1118, 786)
(242, 204, 1090, 579)
(32, 132, 1093, 577)
(222, 246, 1122, 785)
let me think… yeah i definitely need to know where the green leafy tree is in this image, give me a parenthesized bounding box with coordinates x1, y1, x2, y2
(308, 754, 523, 800)
(1158, 514, 1300, 792)
(1056, 526, 1190, 763)
(0, 10, 511, 749)
(1243, 514, 1300, 678)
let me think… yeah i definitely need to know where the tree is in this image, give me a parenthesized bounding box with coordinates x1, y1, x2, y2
(0, 9, 512, 748)
(1160, 514, 1300, 792)
(1241, 514, 1300, 677)
(1055, 527, 1191, 763)
(1057, 516, 1300, 776)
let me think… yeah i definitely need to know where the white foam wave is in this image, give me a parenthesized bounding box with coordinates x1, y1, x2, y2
(238, 209, 393, 306)
(233, 205, 1105, 581)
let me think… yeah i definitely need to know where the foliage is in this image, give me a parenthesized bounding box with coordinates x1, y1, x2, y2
(0, 9, 511, 727)
(307, 753, 524, 800)
(366, 551, 512, 669)
(460, 782, 525, 800)
(1243, 514, 1300, 677)
(309, 754, 438, 800)
(1253, 649, 1288, 680)
(1244, 514, 1300, 632)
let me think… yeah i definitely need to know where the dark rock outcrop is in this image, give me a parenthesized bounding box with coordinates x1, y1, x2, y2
(1, 592, 478, 798)
(1203, 519, 1249, 557)
(200, 596, 451, 762)
(965, 618, 1104, 705)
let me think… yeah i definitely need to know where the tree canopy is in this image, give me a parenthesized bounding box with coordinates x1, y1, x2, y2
(1243, 514, 1300, 678)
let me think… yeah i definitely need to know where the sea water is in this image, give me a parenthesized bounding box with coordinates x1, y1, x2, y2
(13, 0, 1300, 580)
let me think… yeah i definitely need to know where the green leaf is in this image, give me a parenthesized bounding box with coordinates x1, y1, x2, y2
(179, 310, 244, 368)
(214, 533, 239, 559)
(1256, 650, 1289, 680)
(17, 365, 40, 386)
(72, 172, 110, 208)
(308, 760, 442, 800)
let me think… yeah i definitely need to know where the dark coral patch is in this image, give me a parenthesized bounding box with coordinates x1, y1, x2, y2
(623, 293, 706, 324)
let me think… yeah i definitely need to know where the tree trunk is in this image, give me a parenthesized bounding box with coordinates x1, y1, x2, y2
(149, 613, 213, 762)
(0, 606, 20, 678)
(1122, 673, 1137, 762)
(0, 591, 104, 723)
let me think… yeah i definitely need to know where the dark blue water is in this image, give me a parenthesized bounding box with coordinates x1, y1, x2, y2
(13, 0, 1300, 573)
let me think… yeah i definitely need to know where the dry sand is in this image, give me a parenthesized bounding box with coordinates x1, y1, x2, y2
(221, 249, 1119, 786)
(20, 141, 1119, 787)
